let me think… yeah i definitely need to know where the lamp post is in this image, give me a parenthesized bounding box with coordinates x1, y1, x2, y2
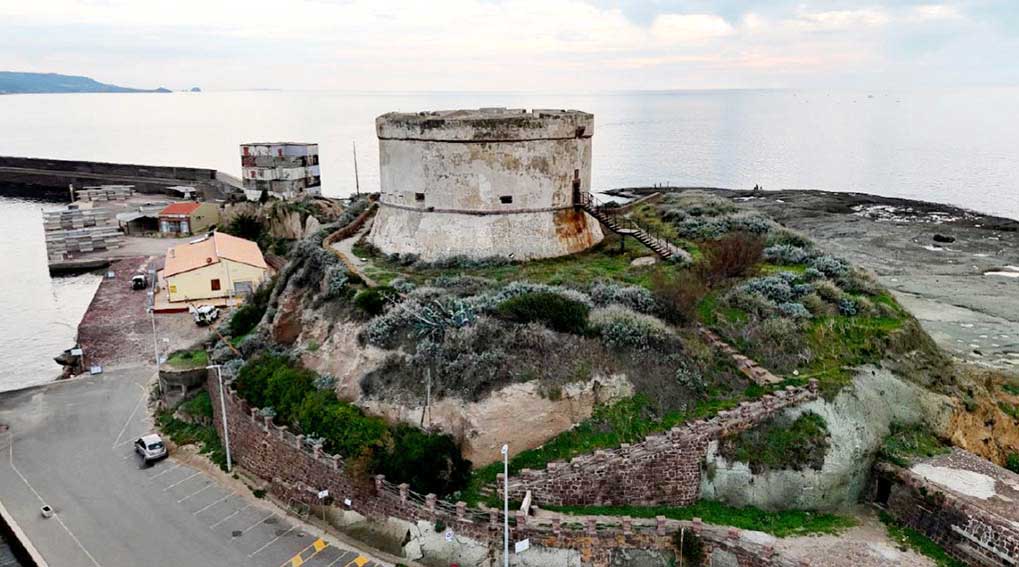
(501, 443, 509, 567)
(207, 364, 232, 472)
(147, 305, 160, 367)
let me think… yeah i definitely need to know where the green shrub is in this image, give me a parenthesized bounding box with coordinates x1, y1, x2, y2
(234, 354, 469, 496)
(354, 286, 398, 316)
(373, 424, 472, 497)
(178, 391, 214, 419)
(879, 423, 949, 467)
(651, 270, 708, 325)
(296, 390, 388, 458)
(721, 412, 830, 474)
(1006, 453, 1019, 474)
(589, 306, 673, 351)
(223, 212, 265, 242)
(228, 304, 263, 337)
(496, 291, 590, 334)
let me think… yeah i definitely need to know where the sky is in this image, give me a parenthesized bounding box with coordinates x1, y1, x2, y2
(1, 0, 1017, 91)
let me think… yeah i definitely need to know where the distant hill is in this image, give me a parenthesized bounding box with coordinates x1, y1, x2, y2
(0, 72, 175, 94)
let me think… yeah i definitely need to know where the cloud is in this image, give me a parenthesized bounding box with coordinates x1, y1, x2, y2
(650, 14, 735, 43)
(0, 0, 1013, 90)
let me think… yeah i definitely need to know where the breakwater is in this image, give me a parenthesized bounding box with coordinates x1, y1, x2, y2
(0, 156, 242, 200)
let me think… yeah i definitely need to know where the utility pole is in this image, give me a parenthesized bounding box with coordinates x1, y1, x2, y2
(502, 443, 509, 567)
(352, 141, 360, 196)
(207, 365, 233, 472)
(147, 306, 159, 368)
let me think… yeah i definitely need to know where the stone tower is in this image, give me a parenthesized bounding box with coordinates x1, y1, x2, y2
(368, 108, 603, 261)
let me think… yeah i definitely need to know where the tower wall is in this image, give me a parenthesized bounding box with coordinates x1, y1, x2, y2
(368, 108, 603, 260)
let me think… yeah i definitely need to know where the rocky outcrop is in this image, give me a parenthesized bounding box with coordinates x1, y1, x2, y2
(700, 366, 954, 511)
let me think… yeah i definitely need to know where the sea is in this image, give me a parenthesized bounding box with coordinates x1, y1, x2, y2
(1, 88, 1017, 391)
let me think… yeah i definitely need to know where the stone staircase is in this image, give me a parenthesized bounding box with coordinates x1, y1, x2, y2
(578, 193, 691, 263)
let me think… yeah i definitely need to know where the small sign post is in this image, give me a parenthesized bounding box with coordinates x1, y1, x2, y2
(515, 539, 530, 554)
(444, 528, 454, 543)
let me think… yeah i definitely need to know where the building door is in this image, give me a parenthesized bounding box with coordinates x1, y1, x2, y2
(572, 169, 582, 207)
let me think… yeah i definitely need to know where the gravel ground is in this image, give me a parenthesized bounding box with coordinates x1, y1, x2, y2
(775, 508, 936, 567)
(76, 255, 211, 369)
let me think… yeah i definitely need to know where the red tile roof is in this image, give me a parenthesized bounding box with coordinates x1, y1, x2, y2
(159, 202, 202, 216)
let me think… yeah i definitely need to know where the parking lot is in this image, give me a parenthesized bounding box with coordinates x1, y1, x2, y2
(0, 365, 386, 567)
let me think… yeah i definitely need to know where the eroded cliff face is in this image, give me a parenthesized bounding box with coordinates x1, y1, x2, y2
(363, 374, 633, 466)
(946, 370, 1019, 464)
(268, 276, 634, 466)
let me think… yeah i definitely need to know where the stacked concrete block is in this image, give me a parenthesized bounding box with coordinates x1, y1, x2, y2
(240, 142, 321, 200)
(43, 206, 122, 261)
(76, 185, 135, 202)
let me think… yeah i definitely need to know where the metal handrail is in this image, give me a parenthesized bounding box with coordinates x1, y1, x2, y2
(578, 192, 675, 256)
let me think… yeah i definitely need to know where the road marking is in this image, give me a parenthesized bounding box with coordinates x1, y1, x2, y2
(208, 503, 252, 529)
(194, 492, 234, 515)
(162, 471, 201, 491)
(8, 432, 104, 567)
(111, 387, 147, 449)
(351, 557, 368, 567)
(148, 462, 181, 480)
(248, 525, 296, 558)
(324, 551, 356, 567)
(281, 538, 328, 567)
(177, 481, 214, 503)
(241, 512, 277, 534)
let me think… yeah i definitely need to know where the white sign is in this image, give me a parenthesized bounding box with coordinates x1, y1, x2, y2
(317, 489, 329, 499)
(444, 528, 454, 543)
(515, 539, 530, 554)
(89, 365, 103, 375)
(70, 348, 83, 356)
(343, 498, 352, 507)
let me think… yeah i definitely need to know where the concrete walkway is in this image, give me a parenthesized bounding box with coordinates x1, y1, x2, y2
(328, 223, 376, 287)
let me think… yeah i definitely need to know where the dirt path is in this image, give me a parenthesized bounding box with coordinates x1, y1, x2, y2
(774, 508, 935, 567)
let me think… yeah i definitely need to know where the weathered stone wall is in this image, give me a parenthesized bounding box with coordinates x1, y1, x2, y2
(369, 108, 604, 260)
(0, 155, 240, 200)
(208, 372, 804, 566)
(505, 383, 819, 507)
(875, 463, 1019, 566)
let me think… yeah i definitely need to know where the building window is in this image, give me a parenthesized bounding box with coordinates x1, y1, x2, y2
(211, 279, 221, 291)
(415, 193, 425, 202)
(500, 195, 513, 204)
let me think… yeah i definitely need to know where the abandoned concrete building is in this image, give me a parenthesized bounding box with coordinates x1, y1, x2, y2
(240, 142, 321, 201)
(368, 108, 604, 260)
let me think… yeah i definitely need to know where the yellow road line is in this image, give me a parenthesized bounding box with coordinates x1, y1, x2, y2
(281, 538, 329, 567)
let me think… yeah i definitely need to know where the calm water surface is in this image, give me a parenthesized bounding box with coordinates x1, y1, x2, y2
(1, 88, 1017, 390)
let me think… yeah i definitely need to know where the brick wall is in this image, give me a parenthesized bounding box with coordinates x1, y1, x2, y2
(505, 382, 819, 507)
(875, 464, 1019, 566)
(208, 371, 808, 566)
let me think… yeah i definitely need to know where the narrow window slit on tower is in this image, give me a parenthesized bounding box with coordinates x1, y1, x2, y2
(500, 195, 513, 204)
(415, 192, 425, 202)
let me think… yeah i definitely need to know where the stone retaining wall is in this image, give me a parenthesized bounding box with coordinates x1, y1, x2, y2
(875, 463, 1019, 566)
(208, 373, 807, 566)
(505, 382, 819, 507)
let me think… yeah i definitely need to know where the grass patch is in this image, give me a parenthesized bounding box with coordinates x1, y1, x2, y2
(721, 412, 829, 474)
(156, 411, 227, 470)
(364, 234, 676, 289)
(879, 423, 949, 467)
(178, 391, 214, 420)
(799, 307, 905, 393)
(760, 262, 807, 275)
(696, 292, 747, 327)
(998, 401, 1019, 420)
(1001, 383, 1019, 397)
(165, 349, 208, 369)
(879, 512, 966, 567)
(546, 501, 855, 538)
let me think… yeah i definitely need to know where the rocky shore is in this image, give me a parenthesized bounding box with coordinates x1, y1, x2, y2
(611, 187, 1019, 371)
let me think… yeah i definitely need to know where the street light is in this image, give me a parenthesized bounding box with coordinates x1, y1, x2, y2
(501, 443, 509, 567)
(207, 364, 232, 472)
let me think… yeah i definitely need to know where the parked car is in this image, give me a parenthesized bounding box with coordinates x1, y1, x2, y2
(131, 273, 148, 290)
(134, 434, 167, 463)
(190, 305, 219, 326)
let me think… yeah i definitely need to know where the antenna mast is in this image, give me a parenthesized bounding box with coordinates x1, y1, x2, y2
(352, 141, 360, 196)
